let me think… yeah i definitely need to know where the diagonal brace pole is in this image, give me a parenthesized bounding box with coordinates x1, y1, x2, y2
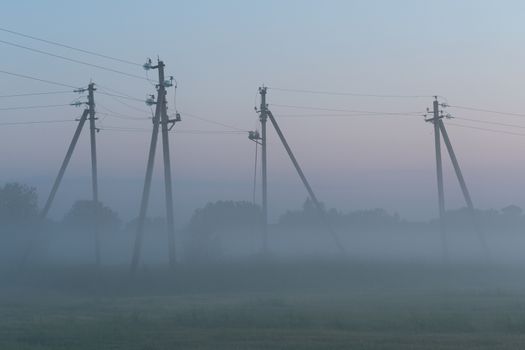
(267, 110, 346, 254)
(438, 120, 490, 258)
(23, 109, 89, 266)
(130, 96, 162, 273)
(41, 109, 89, 219)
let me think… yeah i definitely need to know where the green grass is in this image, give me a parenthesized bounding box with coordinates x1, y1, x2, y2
(3, 261, 525, 349)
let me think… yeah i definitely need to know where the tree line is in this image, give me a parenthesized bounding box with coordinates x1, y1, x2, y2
(1, 181, 525, 263)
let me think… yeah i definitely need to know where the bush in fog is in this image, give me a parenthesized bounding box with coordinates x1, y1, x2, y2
(186, 200, 262, 260)
(279, 198, 401, 231)
(0, 182, 39, 236)
(63, 200, 120, 233)
(439, 205, 525, 232)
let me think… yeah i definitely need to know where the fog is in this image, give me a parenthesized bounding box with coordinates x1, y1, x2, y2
(5, 1, 525, 348)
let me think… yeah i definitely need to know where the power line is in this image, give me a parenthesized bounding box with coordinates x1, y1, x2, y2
(0, 39, 148, 81)
(100, 126, 245, 134)
(448, 105, 525, 118)
(454, 116, 525, 130)
(270, 103, 424, 116)
(0, 119, 75, 126)
(268, 86, 435, 99)
(96, 90, 146, 103)
(0, 90, 74, 98)
(179, 111, 248, 132)
(277, 113, 421, 118)
(96, 83, 147, 101)
(446, 122, 525, 137)
(175, 129, 246, 134)
(0, 103, 73, 111)
(0, 26, 141, 67)
(96, 111, 149, 121)
(0, 70, 80, 89)
(97, 103, 150, 120)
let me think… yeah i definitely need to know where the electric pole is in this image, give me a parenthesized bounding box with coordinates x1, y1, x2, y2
(29, 84, 101, 265)
(158, 61, 177, 268)
(259, 87, 268, 253)
(87, 82, 100, 266)
(249, 87, 346, 255)
(131, 59, 179, 273)
(426, 97, 489, 260)
(428, 98, 448, 261)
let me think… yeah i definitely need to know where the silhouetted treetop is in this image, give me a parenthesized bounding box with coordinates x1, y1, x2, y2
(0, 182, 38, 226)
(63, 200, 120, 232)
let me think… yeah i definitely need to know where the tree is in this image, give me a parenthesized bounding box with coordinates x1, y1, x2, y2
(278, 198, 334, 227)
(63, 200, 120, 232)
(501, 205, 523, 217)
(0, 182, 38, 235)
(0, 182, 40, 263)
(186, 200, 262, 260)
(63, 200, 120, 265)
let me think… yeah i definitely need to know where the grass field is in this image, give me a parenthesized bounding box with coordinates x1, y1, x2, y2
(3, 260, 525, 349)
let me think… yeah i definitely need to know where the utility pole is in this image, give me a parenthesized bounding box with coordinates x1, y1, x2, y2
(26, 85, 97, 266)
(249, 87, 346, 254)
(131, 59, 179, 273)
(428, 98, 448, 261)
(425, 98, 489, 260)
(259, 87, 268, 253)
(38, 84, 102, 265)
(87, 82, 100, 266)
(158, 61, 177, 268)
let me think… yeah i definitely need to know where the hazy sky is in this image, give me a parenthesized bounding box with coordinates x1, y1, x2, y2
(1, 0, 525, 224)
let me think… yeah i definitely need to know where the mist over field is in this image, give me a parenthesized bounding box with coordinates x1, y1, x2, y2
(4, 0, 525, 349)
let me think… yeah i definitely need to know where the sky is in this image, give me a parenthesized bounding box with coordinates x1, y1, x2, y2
(1, 0, 525, 224)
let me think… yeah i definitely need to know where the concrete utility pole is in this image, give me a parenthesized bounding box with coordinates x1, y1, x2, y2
(249, 87, 346, 254)
(131, 59, 179, 273)
(429, 98, 448, 260)
(267, 111, 346, 254)
(87, 83, 100, 266)
(158, 61, 177, 268)
(41, 108, 89, 219)
(23, 108, 89, 266)
(426, 97, 489, 260)
(438, 119, 490, 259)
(259, 87, 268, 253)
